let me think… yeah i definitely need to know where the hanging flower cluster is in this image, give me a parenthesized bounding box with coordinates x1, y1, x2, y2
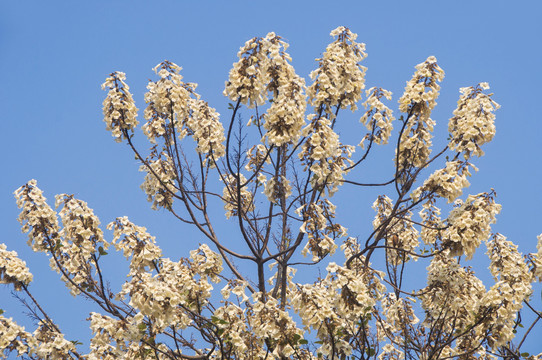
(298, 199, 346, 261)
(143, 61, 226, 163)
(225, 33, 307, 146)
(0, 244, 33, 291)
(222, 174, 255, 218)
(396, 56, 444, 175)
(307, 26, 367, 118)
(139, 153, 177, 210)
(448, 83, 499, 158)
(360, 87, 395, 146)
(443, 192, 501, 259)
(411, 160, 475, 203)
(372, 195, 419, 265)
(482, 234, 532, 348)
(299, 116, 355, 195)
(107, 216, 162, 274)
(263, 175, 292, 204)
(102, 72, 139, 142)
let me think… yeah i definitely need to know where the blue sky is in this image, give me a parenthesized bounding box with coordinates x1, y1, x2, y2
(1, 0, 541, 355)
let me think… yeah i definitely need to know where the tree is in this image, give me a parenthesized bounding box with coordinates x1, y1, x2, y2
(1, 26, 541, 359)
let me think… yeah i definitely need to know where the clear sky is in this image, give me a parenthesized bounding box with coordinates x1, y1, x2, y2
(1, 0, 541, 356)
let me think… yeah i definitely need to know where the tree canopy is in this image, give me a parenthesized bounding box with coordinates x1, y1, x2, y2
(1, 26, 541, 360)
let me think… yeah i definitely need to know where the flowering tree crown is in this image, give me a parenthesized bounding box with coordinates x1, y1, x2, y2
(2, 26, 542, 360)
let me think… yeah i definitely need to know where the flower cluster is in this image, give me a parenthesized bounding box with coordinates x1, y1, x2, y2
(143, 61, 194, 143)
(52, 194, 107, 295)
(421, 252, 486, 338)
(0, 244, 33, 291)
(292, 242, 384, 358)
(299, 117, 355, 195)
(307, 26, 367, 118)
(187, 98, 226, 162)
(224, 35, 272, 107)
(221, 174, 255, 218)
(14, 180, 60, 253)
(372, 195, 419, 265)
(299, 199, 345, 261)
(144, 61, 226, 163)
(102, 71, 139, 142)
(32, 321, 77, 359)
(378, 294, 419, 345)
(211, 303, 258, 358)
(448, 83, 499, 158)
(360, 87, 395, 146)
(107, 216, 162, 274)
(482, 234, 532, 348)
(418, 200, 443, 245)
(396, 56, 444, 175)
(411, 160, 475, 203)
(263, 175, 292, 204)
(263, 33, 307, 146)
(247, 295, 304, 358)
(140, 154, 177, 210)
(88, 312, 145, 359)
(0, 315, 35, 358)
(443, 192, 501, 259)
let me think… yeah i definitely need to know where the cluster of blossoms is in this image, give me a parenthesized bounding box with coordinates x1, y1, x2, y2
(448, 83, 499, 158)
(263, 175, 292, 204)
(292, 239, 385, 358)
(421, 253, 487, 356)
(359, 87, 395, 146)
(307, 26, 367, 117)
(0, 315, 35, 358)
(0, 244, 33, 290)
(418, 200, 443, 246)
(263, 34, 307, 146)
(15, 181, 107, 295)
(107, 216, 162, 274)
(139, 153, 177, 210)
(482, 234, 532, 348)
(53, 194, 108, 295)
(0, 317, 77, 360)
(372, 195, 419, 265)
(246, 295, 304, 358)
(224, 35, 272, 108)
(298, 199, 345, 261)
(396, 56, 444, 175)
(87, 312, 147, 359)
(378, 294, 419, 351)
(443, 192, 501, 259)
(300, 116, 355, 195)
(530, 233, 542, 281)
(224, 32, 307, 146)
(14, 180, 60, 253)
(143, 61, 226, 163)
(210, 303, 257, 358)
(221, 174, 255, 218)
(102, 72, 139, 143)
(411, 160, 475, 203)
